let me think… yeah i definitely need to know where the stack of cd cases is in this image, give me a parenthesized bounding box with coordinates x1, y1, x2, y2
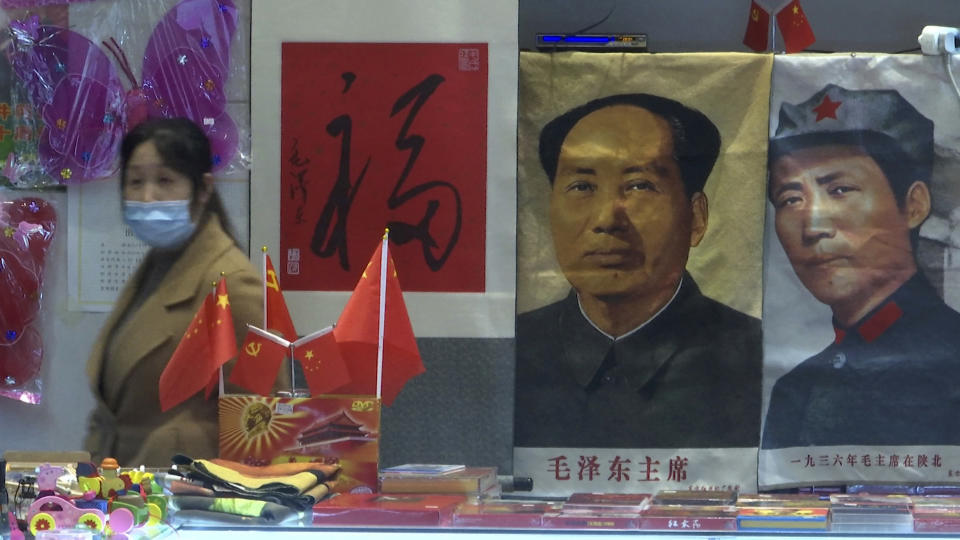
(829, 494, 913, 533)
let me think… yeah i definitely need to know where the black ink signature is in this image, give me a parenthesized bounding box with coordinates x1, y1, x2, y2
(288, 137, 310, 225)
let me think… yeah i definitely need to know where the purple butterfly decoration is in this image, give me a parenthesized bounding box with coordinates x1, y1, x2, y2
(6, 0, 239, 184)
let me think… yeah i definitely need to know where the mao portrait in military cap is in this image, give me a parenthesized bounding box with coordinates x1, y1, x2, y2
(762, 84, 960, 449)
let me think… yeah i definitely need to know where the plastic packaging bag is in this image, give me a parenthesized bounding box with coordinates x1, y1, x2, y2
(2, 0, 250, 186)
(0, 192, 56, 403)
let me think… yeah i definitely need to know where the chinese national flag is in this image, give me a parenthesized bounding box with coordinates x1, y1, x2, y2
(292, 326, 351, 396)
(332, 238, 424, 405)
(265, 254, 298, 342)
(229, 325, 289, 396)
(743, 0, 770, 52)
(159, 278, 238, 412)
(776, 0, 815, 53)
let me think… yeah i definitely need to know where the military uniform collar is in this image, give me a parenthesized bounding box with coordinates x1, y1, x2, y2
(560, 274, 696, 391)
(832, 272, 936, 345)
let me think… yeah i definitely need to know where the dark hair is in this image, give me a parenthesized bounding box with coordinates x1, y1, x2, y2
(768, 131, 929, 209)
(120, 117, 237, 243)
(538, 93, 721, 198)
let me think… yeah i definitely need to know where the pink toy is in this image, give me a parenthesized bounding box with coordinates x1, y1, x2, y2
(27, 495, 134, 536)
(35, 464, 64, 493)
(8, 511, 24, 540)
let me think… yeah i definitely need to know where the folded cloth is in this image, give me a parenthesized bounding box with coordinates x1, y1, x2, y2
(208, 458, 340, 479)
(194, 459, 324, 494)
(170, 495, 300, 523)
(168, 480, 216, 497)
(169, 455, 333, 511)
(302, 481, 333, 503)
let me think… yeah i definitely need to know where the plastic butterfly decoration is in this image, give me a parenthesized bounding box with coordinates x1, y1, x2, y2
(0, 196, 56, 403)
(6, 0, 239, 184)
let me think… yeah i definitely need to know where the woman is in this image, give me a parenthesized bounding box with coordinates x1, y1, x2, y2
(84, 118, 262, 466)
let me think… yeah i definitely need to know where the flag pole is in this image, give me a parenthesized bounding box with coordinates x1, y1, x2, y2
(262, 246, 295, 393)
(215, 276, 225, 398)
(770, 14, 776, 52)
(377, 229, 388, 400)
(261, 247, 267, 329)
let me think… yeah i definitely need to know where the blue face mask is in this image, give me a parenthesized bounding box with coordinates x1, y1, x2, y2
(123, 200, 197, 250)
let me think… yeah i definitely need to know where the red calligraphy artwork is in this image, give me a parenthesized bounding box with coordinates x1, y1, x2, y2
(280, 43, 488, 291)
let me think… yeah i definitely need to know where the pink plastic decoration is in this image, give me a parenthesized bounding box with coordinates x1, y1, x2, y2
(6, 0, 239, 183)
(0, 196, 56, 404)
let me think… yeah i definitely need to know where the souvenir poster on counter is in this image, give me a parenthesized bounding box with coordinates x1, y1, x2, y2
(514, 52, 771, 496)
(760, 54, 960, 488)
(279, 42, 488, 293)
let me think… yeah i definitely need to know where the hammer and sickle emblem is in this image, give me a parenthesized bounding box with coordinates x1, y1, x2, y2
(751, 8, 759, 21)
(266, 269, 280, 292)
(245, 342, 262, 357)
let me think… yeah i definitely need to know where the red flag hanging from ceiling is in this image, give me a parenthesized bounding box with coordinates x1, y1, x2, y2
(292, 326, 351, 396)
(743, 0, 770, 52)
(332, 235, 424, 405)
(228, 325, 289, 396)
(160, 278, 238, 412)
(776, 0, 816, 53)
(264, 253, 298, 342)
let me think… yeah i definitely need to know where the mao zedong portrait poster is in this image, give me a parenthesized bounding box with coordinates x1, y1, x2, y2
(514, 54, 769, 454)
(761, 82, 960, 451)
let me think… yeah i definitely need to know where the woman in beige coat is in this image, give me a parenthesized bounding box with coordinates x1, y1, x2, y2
(84, 118, 262, 467)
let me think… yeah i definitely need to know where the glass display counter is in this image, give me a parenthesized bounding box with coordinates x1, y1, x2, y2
(176, 527, 949, 540)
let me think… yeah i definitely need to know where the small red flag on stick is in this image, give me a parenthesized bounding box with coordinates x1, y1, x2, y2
(743, 0, 770, 52)
(293, 326, 351, 396)
(229, 325, 289, 396)
(777, 0, 816, 53)
(159, 278, 237, 411)
(332, 231, 424, 405)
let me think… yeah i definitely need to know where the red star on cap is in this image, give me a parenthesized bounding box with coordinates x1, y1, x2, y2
(812, 94, 841, 121)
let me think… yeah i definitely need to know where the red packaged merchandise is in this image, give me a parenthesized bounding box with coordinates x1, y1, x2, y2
(562, 492, 651, 514)
(311, 493, 466, 527)
(914, 506, 960, 533)
(541, 510, 641, 530)
(639, 505, 739, 531)
(219, 395, 380, 494)
(452, 500, 561, 529)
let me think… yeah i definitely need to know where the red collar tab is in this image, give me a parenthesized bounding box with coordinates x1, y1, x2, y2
(857, 301, 904, 343)
(833, 327, 846, 344)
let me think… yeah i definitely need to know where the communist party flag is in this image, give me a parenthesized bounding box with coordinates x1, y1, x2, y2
(159, 278, 238, 412)
(264, 253, 298, 342)
(229, 325, 289, 396)
(742, 0, 770, 52)
(332, 234, 424, 405)
(776, 0, 815, 53)
(292, 326, 351, 396)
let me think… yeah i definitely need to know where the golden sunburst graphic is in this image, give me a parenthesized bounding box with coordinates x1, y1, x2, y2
(219, 396, 308, 458)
